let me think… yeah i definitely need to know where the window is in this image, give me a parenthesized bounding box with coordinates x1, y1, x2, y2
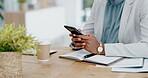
(82, 0, 94, 22)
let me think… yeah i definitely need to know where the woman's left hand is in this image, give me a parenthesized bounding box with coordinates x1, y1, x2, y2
(77, 33, 102, 54)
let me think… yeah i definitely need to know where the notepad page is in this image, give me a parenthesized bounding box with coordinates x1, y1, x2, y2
(60, 49, 91, 60)
(141, 59, 148, 72)
(111, 57, 144, 68)
(84, 55, 123, 65)
(112, 59, 148, 73)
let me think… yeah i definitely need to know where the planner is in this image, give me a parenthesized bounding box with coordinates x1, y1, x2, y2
(111, 57, 144, 68)
(112, 59, 148, 73)
(59, 49, 123, 65)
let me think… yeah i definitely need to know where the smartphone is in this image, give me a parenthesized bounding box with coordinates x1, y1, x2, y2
(64, 25, 83, 35)
(64, 25, 83, 50)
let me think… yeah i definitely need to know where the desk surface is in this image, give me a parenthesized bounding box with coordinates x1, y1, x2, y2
(23, 46, 148, 78)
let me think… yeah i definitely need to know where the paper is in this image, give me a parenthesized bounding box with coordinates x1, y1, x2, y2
(110, 57, 144, 68)
(95, 65, 111, 68)
(112, 59, 148, 73)
(59, 50, 123, 65)
(84, 55, 123, 65)
(59, 49, 91, 60)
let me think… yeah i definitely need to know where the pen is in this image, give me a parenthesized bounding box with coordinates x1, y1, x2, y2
(84, 53, 96, 58)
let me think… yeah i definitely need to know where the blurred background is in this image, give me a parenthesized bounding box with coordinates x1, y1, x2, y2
(0, 0, 94, 46)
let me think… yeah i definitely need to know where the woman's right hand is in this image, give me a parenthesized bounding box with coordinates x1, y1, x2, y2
(69, 29, 86, 48)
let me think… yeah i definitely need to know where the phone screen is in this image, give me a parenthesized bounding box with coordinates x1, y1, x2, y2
(64, 25, 83, 35)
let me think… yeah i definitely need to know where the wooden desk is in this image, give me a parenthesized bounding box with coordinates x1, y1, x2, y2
(23, 46, 148, 78)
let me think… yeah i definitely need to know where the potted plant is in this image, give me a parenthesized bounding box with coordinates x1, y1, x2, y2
(18, 0, 27, 11)
(0, 24, 40, 78)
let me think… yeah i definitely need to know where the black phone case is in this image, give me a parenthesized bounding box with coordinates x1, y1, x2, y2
(64, 25, 83, 35)
(64, 25, 83, 43)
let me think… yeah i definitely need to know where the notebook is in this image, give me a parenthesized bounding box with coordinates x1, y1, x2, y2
(112, 59, 148, 73)
(59, 49, 123, 65)
(110, 57, 144, 68)
(96, 57, 144, 68)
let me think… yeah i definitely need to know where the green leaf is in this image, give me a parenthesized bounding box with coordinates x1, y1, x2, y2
(0, 23, 41, 53)
(18, 0, 27, 3)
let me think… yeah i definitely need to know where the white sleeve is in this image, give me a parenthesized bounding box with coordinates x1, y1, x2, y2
(105, 43, 148, 57)
(105, 0, 148, 58)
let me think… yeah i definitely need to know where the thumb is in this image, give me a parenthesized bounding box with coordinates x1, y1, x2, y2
(85, 32, 93, 36)
(78, 29, 82, 32)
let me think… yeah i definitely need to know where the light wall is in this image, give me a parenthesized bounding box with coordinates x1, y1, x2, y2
(25, 7, 71, 46)
(55, 0, 83, 28)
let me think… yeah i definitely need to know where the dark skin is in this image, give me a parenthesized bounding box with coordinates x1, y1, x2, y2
(70, 32, 105, 55)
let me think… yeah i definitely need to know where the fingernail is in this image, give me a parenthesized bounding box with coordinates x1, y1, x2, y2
(82, 46, 84, 48)
(73, 34, 76, 36)
(78, 38, 81, 41)
(83, 43, 86, 45)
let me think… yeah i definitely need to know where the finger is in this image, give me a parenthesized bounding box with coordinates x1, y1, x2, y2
(71, 38, 81, 42)
(72, 42, 85, 48)
(69, 34, 73, 37)
(76, 35, 90, 40)
(69, 34, 76, 37)
(76, 46, 85, 49)
(80, 40, 89, 44)
(73, 42, 86, 47)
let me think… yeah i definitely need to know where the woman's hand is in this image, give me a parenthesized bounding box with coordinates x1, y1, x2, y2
(70, 32, 105, 55)
(76, 33, 100, 54)
(77, 33, 105, 55)
(69, 37, 86, 48)
(69, 29, 86, 48)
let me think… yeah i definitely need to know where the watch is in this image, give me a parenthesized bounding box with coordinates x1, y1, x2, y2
(97, 42, 103, 54)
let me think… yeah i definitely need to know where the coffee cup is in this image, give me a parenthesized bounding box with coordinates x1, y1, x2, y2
(37, 38, 51, 61)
